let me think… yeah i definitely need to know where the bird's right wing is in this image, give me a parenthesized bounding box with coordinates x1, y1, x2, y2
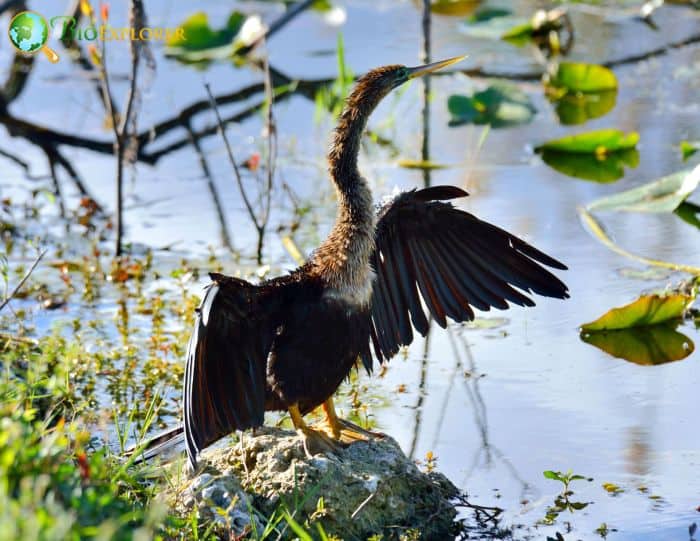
(183, 273, 277, 468)
(364, 186, 568, 367)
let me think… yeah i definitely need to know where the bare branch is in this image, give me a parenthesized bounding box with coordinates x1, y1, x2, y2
(204, 82, 261, 234)
(0, 250, 47, 313)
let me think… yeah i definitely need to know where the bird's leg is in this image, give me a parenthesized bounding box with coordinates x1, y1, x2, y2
(314, 397, 385, 443)
(289, 404, 343, 457)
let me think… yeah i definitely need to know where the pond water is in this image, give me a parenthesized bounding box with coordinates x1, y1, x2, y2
(2, 0, 700, 539)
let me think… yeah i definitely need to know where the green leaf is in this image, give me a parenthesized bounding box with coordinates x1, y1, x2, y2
(448, 82, 536, 128)
(397, 159, 448, 170)
(581, 323, 695, 365)
(581, 293, 695, 331)
(586, 164, 700, 213)
(165, 11, 247, 63)
(282, 511, 313, 541)
(501, 21, 534, 40)
(460, 13, 529, 40)
(166, 11, 245, 50)
(543, 470, 563, 481)
(680, 140, 700, 161)
(675, 201, 700, 230)
(547, 62, 618, 93)
(539, 148, 639, 182)
(553, 89, 617, 126)
(536, 129, 639, 154)
(431, 0, 481, 16)
(467, 8, 512, 23)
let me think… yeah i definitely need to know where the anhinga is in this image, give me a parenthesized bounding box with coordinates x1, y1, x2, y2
(182, 56, 569, 469)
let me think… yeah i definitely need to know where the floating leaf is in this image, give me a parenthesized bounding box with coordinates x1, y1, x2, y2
(501, 8, 567, 46)
(467, 8, 511, 22)
(431, 0, 480, 16)
(581, 323, 695, 365)
(553, 90, 617, 126)
(602, 482, 624, 495)
(460, 13, 529, 40)
(675, 201, 700, 230)
(165, 11, 247, 63)
(587, 164, 700, 213)
(581, 293, 694, 331)
(547, 62, 618, 93)
(448, 83, 536, 128)
(397, 159, 448, 170)
(540, 148, 638, 183)
(681, 140, 700, 161)
(536, 129, 639, 155)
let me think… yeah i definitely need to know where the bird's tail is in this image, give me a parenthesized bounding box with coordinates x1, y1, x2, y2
(124, 424, 185, 463)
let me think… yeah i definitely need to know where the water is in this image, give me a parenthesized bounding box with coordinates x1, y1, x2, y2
(1, 0, 699, 538)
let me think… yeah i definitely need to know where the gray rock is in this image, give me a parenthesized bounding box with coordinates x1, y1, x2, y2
(167, 427, 459, 540)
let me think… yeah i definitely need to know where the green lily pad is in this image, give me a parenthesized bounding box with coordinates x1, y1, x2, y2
(580, 323, 695, 365)
(467, 8, 512, 23)
(536, 129, 639, 155)
(680, 140, 700, 161)
(165, 11, 247, 63)
(448, 83, 536, 128)
(581, 293, 695, 331)
(431, 0, 480, 16)
(539, 148, 639, 183)
(587, 164, 700, 213)
(553, 90, 617, 126)
(460, 13, 529, 40)
(547, 62, 618, 93)
(397, 160, 448, 170)
(674, 201, 700, 230)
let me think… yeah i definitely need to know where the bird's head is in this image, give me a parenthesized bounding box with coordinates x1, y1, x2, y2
(352, 55, 466, 105)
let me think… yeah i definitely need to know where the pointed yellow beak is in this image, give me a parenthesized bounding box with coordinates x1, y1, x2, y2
(406, 55, 467, 79)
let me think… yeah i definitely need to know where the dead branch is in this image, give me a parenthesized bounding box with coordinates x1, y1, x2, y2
(0, 249, 46, 313)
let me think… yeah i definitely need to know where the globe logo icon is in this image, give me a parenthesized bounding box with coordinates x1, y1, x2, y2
(8, 11, 59, 63)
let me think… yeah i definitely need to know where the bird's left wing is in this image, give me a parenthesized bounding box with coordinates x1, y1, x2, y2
(363, 186, 568, 367)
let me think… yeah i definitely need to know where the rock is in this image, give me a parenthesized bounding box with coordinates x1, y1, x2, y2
(167, 427, 460, 540)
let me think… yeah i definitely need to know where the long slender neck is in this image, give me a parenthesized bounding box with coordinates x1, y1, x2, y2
(311, 76, 390, 300)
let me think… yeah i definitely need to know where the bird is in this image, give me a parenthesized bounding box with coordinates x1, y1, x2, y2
(179, 56, 569, 469)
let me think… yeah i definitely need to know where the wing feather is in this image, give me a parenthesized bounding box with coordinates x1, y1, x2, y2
(183, 274, 277, 468)
(370, 187, 568, 362)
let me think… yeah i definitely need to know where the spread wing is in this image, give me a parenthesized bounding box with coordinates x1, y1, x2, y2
(183, 273, 276, 468)
(363, 186, 569, 367)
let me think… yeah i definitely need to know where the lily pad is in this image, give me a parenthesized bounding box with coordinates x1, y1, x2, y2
(581, 323, 695, 365)
(581, 293, 695, 331)
(431, 0, 480, 16)
(467, 8, 512, 23)
(547, 62, 618, 93)
(553, 90, 617, 126)
(675, 201, 700, 230)
(539, 148, 639, 183)
(460, 13, 529, 40)
(680, 140, 700, 161)
(587, 164, 700, 213)
(397, 160, 448, 170)
(536, 129, 639, 155)
(448, 83, 536, 128)
(165, 11, 248, 63)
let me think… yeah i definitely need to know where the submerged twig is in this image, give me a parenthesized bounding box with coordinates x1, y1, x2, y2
(579, 207, 700, 275)
(0, 250, 46, 312)
(185, 120, 235, 253)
